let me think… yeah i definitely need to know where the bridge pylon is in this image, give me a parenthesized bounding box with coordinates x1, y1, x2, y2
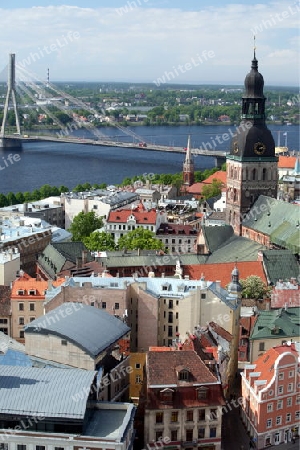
(0, 53, 22, 150)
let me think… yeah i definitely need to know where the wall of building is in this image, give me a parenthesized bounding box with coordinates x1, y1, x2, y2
(0, 252, 20, 286)
(25, 332, 95, 370)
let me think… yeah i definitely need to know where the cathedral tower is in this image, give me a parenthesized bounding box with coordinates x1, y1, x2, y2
(226, 50, 278, 234)
(183, 135, 195, 187)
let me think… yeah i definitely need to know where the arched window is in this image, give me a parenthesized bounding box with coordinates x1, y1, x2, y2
(262, 168, 267, 181)
(252, 168, 256, 181)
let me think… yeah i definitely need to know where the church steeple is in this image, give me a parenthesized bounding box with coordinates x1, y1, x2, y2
(225, 48, 278, 235)
(183, 135, 194, 186)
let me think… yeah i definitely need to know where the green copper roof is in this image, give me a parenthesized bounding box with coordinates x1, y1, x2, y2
(250, 308, 300, 340)
(262, 249, 299, 285)
(242, 196, 300, 254)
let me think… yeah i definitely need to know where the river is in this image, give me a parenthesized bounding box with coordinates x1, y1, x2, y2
(0, 124, 298, 194)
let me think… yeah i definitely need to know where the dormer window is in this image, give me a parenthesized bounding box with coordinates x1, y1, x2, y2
(17, 290, 25, 295)
(176, 366, 190, 381)
(197, 386, 209, 400)
(28, 290, 36, 296)
(160, 388, 174, 402)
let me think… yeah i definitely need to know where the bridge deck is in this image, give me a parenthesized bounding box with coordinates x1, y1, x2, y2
(4, 134, 227, 157)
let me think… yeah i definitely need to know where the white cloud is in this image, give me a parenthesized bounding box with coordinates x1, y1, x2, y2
(0, 3, 298, 85)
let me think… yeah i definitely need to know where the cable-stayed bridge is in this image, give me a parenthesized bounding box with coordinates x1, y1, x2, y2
(0, 54, 227, 166)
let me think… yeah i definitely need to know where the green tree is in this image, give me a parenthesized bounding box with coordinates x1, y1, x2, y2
(6, 192, 18, 205)
(69, 211, 103, 241)
(15, 192, 25, 204)
(59, 185, 69, 193)
(0, 193, 9, 207)
(118, 227, 164, 251)
(240, 276, 270, 299)
(84, 231, 116, 251)
(201, 179, 223, 199)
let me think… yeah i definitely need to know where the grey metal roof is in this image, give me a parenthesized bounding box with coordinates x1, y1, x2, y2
(0, 365, 96, 419)
(83, 404, 135, 439)
(25, 303, 130, 358)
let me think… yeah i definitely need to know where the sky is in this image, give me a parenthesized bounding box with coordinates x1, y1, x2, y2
(0, 0, 299, 85)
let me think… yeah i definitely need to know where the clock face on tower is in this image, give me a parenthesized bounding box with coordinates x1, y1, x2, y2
(254, 142, 266, 155)
(233, 141, 239, 154)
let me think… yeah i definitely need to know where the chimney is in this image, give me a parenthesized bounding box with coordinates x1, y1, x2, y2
(76, 257, 82, 269)
(47, 280, 53, 291)
(215, 280, 221, 292)
(82, 250, 88, 265)
(265, 298, 271, 310)
(257, 251, 263, 262)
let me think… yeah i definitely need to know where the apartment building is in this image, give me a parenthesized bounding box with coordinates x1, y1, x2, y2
(241, 342, 300, 448)
(141, 348, 225, 450)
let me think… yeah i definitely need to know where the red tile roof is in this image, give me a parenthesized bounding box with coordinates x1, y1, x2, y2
(209, 321, 232, 342)
(203, 170, 227, 185)
(185, 261, 267, 287)
(107, 207, 157, 225)
(147, 350, 218, 386)
(251, 343, 298, 385)
(278, 155, 297, 169)
(11, 276, 65, 299)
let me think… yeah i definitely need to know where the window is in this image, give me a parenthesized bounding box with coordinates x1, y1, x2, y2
(156, 431, 163, 441)
(209, 427, 217, 438)
(286, 413, 291, 423)
(267, 419, 272, 428)
(18, 303, 24, 311)
(186, 429, 193, 442)
(19, 317, 24, 325)
(135, 375, 141, 383)
(61, 340, 68, 346)
(156, 412, 163, 424)
(102, 302, 106, 309)
(168, 300, 173, 309)
(296, 411, 300, 420)
(186, 410, 193, 421)
(19, 331, 24, 339)
(198, 428, 205, 439)
(29, 290, 36, 296)
(171, 430, 178, 441)
(17, 446, 26, 450)
(178, 369, 189, 381)
(171, 411, 178, 422)
(54, 448, 64, 450)
(30, 317, 35, 322)
(276, 416, 282, 425)
(267, 403, 273, 413)
(168, 312, 173, 323)
(0, 445, 8, 450)
(198, 409, 206, 421)
(114, 302, 119, 310)
(296, 395, 300, 405)
(278, 386, 283, 395)
(277, 400, 283, 410)
(201, 293, 206, 299)
(197, 387, 208, 399)
(287, 397, 292, 407)
(287, 383, 293, 392)
(289, 370, 294, 378)
(259, 342, 265, 351)
(17, 290, 24, 295)
(135, 363, 141, 369)
(278, 372, 284, 380)
(168, 326, 173, 337)
(36, 447, 46, 450)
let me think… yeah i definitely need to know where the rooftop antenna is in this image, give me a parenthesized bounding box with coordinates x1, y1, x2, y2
(46, 68, 49, 88)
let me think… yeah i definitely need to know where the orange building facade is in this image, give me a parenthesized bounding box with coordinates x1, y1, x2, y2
(241, 343, 300, 449)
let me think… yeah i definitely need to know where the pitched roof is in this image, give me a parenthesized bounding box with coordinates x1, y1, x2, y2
(37, 242, 92, 279)
(202, 225, 234, 253)
(11, 276, 64, 298)
(278, 155, 297, 169)
(203, 170, 227, 185)
(250, 308, 300, 340)
(107, 208, 157, 225)
(262, 249, 299, 285)
(0, 365, 96, 419)
(25, 303, 130, 357)
(250, 343, 298, 385)
(147, 350, 218, 387)
(186, 261, 267, 288)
